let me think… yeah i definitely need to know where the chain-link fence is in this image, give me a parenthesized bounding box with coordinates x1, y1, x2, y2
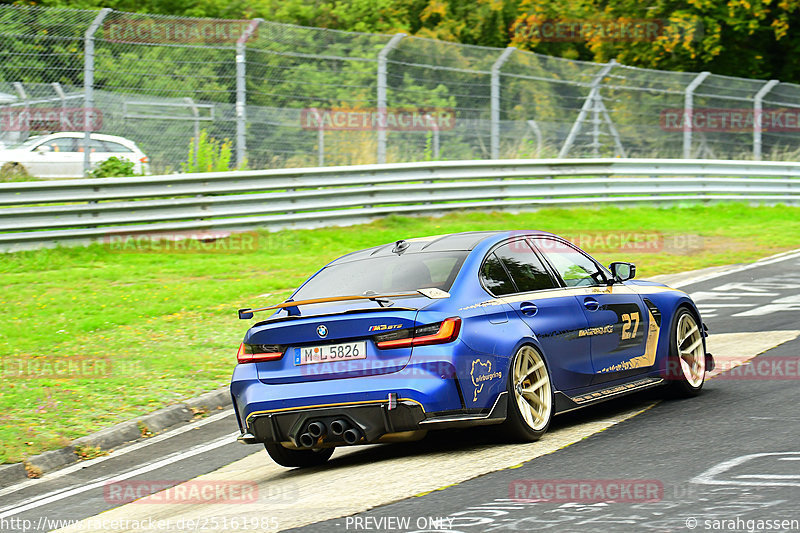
(2, 4, 800, 176)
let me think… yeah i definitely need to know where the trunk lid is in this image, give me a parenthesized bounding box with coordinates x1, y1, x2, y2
(245, 300, 427, 384)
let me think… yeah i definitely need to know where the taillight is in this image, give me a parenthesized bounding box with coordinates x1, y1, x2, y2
(375, 317, 461, 349)
(139, 156, 149, 163)
(236, 342, 286, 363)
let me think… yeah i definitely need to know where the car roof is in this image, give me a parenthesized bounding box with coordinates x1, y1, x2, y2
(327, 230, 555, 265)
(39, 132, 140, 146)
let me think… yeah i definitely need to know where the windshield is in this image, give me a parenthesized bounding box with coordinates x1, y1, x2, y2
(292, 251, 468, 301)
(9, 136, 45, 150)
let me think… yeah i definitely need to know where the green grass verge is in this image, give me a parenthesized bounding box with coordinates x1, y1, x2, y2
(2, 203, 799, 464)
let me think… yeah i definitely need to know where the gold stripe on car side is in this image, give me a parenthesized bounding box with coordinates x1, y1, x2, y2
(498, 284, 639, 306)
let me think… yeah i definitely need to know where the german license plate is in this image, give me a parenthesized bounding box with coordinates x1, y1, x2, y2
(294, 341, 367, 366)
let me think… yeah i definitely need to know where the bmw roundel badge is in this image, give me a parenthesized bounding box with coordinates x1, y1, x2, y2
(316, 324, 328, 338)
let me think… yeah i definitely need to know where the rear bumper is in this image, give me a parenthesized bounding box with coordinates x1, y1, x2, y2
(244, 398, 426, 447)
(230, 360, 466, 445)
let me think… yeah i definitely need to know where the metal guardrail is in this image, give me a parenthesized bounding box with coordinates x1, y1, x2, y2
(2, 158, 799, 251)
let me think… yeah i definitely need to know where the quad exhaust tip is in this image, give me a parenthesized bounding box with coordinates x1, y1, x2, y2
(343, 428, 361, 445)
(330, 419, 349, 436)
(307, 421, 327, 438)
(298, 432, 315, 448)
(304, 419, 361, 445)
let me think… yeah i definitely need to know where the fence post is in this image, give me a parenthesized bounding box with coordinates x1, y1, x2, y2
(424, 112, 440, 160)
(83, 8, 112, 177)
(559, 59, 616, 158)
(753, 79, 779, 161)
(183, 97, 200, 160)
(51, 83, 67, 129)
(236, 18, 263, 169)
(307, 107, 324, 166)
(12, 83, 28, 141)
(376, 33, 405, 164)
(682, 71, 710, 159)
(490, 47, 515, 160)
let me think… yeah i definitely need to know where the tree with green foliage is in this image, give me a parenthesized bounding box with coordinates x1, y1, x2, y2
(29, 0, 800, 81)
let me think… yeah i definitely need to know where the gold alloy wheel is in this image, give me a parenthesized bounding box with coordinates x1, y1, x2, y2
(512, 346, 552, 431)
(677, 313, 706, 388)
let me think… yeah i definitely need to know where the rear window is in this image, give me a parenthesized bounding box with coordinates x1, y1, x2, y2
(292, 252, 468, 300)
(102, 141, 134, 153)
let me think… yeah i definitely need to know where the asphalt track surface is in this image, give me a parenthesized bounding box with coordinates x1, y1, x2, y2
(2, 250, 800, 533)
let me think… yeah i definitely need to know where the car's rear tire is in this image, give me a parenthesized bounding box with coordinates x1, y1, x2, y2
(264, 443, 334, 468)
(501, 345, 553, 442)
(666, 308, 706, 398)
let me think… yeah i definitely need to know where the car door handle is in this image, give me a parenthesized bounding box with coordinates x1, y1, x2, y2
(583, 297, 599, 311)
(519, 302, 538, 316)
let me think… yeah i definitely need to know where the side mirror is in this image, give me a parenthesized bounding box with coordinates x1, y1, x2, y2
(35, 144, 52, 153)
(609, 262, 636, 282)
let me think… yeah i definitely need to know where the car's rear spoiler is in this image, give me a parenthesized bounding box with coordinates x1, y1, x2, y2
(237, 288, 450, 319)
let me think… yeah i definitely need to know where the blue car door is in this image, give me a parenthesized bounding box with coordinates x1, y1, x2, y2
(481, 238, 595, 391)
(530, 237, 654, 385)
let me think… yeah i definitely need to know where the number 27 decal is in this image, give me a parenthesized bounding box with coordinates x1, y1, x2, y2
(621, 312, 640, 340)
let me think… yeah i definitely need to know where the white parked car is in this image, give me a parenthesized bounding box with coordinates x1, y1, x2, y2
(0, 132, 150, 178)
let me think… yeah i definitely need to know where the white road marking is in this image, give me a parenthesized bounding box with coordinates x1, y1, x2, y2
(0, 431, 237, 519)
(692, 452, 800, 487)
(670, 249, 800, 289)
(696, 304, 755, 308)
(736, 475, 800, 479)
(733, 294, 800, 317)
(0, 408, 235, 500)
(691, 291, 779, 301)
(689, 265, 800, 318)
